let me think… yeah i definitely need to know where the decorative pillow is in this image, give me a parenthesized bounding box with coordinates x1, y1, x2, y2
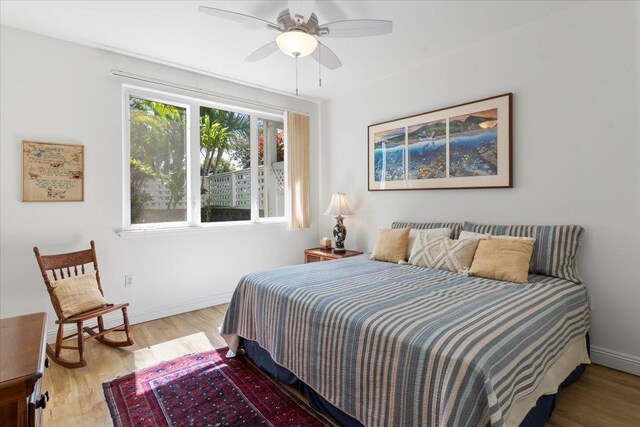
(491, 235, 535, 241)
(468, 238, 535, 284)
(392, 221, 463, 239)
(370, 228, 411, 263)
(51, 271, 106, 318)
(409, 235, 479, 273)
(406, 228, 452, 260)
(463, 222, 584, 283)
(459, 230, 491, 240)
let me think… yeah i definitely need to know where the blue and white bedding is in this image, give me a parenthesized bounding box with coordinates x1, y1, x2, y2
(221, 255, 590, 427)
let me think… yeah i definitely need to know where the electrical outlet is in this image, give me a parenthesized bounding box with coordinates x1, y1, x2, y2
(125, 274, 134, 288)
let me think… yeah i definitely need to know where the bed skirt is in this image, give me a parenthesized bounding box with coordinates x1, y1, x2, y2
(241, 334, 589, 427)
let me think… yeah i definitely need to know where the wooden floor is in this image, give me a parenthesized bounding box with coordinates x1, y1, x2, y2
(42, 304, 640, 427)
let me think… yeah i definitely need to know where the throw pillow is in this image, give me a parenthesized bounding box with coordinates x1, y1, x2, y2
(52, 271, 106, 318)
(406, 228, 452, 260)
(468, 238, 535, 284)
(392, 222, 462, 239)
(458, 230, 491, 240)
(463, 222, 584, 283)
(409, 235, 480, 273)
(370, 228, 411, 263)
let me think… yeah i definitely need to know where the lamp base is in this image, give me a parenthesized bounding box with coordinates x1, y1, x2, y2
(333, 215, 347, 253)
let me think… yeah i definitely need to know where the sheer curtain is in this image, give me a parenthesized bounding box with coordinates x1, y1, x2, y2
(285, 112, 310, 229)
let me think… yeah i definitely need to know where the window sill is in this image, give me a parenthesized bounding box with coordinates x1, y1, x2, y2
(117, 218, 287, 238)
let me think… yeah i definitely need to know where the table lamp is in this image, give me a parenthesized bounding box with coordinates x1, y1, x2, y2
(324, 193, 354, 252)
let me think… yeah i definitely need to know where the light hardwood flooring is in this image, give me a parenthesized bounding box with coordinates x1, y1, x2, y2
(42, 304, 640, 427)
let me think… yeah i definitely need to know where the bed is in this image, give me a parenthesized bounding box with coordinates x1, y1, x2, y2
(221, 242, 590, 426)
(221, 256, 590, 426)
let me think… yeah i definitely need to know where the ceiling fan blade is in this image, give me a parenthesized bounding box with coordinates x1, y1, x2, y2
(316, 19, 393, 38)
(310, 42, 342, 70)
(288, 0, 315, 24)
(198, 6, 281, 31)
(244, 41, 280, 62)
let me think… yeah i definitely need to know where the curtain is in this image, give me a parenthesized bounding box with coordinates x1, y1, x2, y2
(285, 112, 310, 229)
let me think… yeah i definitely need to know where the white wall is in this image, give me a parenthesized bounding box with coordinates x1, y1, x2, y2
(0, 26, 319, 336)
(320, 2, 640, 374)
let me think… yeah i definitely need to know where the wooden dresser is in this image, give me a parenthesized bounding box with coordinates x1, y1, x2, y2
(0, 313, 49, 427)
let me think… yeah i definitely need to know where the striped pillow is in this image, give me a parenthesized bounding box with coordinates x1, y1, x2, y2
(463, 222, 584, 283)
(392, 221, 463, 239)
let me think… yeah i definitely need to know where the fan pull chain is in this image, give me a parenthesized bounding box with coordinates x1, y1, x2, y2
(318, 43, 322, 88)
(295, 53, 299, 96)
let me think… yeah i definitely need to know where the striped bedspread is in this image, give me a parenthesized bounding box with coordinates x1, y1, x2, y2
(221, 255, 590, 427)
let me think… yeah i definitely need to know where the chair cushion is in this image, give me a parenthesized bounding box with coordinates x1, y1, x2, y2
(52, 271, 106, 318)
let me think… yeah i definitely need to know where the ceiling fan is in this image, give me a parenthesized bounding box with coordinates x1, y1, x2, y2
(198, 0, 392, 94)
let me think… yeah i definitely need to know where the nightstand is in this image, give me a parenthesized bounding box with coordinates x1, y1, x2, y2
(304, 248, 363, 263)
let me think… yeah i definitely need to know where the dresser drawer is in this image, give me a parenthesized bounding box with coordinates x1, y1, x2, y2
(27, 375, 48, 427)
(304, 248, 363, 263)
(305, 254, 323, 263)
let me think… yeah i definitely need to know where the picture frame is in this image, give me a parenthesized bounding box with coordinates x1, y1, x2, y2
(22, 140, 85, 202)
(368, 93, 512, 191)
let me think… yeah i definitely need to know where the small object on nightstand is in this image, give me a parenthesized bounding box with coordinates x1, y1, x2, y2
(305, 247, 363, 263)
(320, 237, 332, 249)
(324, 193, 354, 253)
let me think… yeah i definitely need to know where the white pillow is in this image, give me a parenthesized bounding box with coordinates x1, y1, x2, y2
(458, 231, 534, 243)
(459, 230, 491, 240)
(406, 228, 452, 260)
(409, 235, 480, 273)
(493, 235, 536, 242)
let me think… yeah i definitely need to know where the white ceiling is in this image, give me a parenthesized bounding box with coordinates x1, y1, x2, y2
(0, 1, 579, 100)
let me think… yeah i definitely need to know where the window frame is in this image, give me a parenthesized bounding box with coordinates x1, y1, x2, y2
(122, 84, 287, 232)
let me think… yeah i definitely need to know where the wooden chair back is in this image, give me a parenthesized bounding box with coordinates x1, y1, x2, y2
(33, 241, 103, 320)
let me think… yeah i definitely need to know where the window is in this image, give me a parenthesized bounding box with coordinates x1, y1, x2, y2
(258, 118, 285, 218)
(129, 97, 188, 225)
(124, 87, 285, 230)
(200, 107, 251, 223)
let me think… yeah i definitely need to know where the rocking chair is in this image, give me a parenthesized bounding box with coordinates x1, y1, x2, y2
(33, 241, 133, 368)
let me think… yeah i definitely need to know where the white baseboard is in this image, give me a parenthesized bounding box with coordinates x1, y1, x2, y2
(591, 346, 640, 376)
(46, 291, 233, 343)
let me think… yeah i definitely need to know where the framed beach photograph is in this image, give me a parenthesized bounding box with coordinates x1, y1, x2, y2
(368, 93, 512, 190)
(22, 140, 84, 202)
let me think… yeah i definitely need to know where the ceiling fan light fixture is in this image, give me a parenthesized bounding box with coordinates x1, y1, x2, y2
(276, 31, 318, 57)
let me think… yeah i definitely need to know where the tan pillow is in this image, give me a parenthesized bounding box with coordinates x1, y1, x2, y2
(469, 238, 535, 283)
(405, 228, 452, 260)
(370, 228, 411, 263)
(51, 271, 106, 318)
(409, 236, 479, 273)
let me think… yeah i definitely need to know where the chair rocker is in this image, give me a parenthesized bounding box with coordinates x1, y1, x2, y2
(34, 241, 133, 369)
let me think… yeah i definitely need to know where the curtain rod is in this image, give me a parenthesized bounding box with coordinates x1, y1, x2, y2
(110, 70, 310, 115)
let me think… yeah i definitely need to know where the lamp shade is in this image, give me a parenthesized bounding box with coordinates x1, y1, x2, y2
(276, 31, 318, 57)
(324, 193, 354, 216)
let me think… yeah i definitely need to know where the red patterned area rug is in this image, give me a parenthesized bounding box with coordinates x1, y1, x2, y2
(103, 348, 332, 427)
